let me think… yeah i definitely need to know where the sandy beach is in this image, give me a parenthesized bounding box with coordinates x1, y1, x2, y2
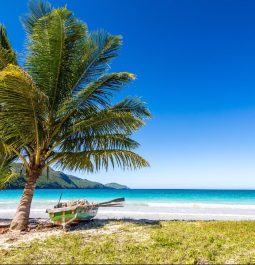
(2, 208, 255, 221)
(0, 218, 124, 249)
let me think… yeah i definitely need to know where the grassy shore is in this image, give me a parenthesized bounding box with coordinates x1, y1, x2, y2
(1, 220, 255, 264)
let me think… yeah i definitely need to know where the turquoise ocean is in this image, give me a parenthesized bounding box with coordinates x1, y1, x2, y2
(1, 189, 255, 220)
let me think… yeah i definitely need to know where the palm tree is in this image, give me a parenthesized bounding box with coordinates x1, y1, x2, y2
(0, 1, 151, 231)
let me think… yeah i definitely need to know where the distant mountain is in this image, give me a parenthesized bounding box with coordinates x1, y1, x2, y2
(105, 183, 129, 189)
(4, 164, 129, 190)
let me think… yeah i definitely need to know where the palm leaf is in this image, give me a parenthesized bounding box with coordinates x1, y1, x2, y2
(0, 65, 48, 146)
(0, 142, 18, 189)
(0, 48, 14, 70)
(0, 24, 16, 69)
(55, 149, 149, 172)
(0, 24, 14, 51)
(48, 97, 150, 152)
(26, 7, 87, 111)
(65, 111, 144, 141)
(57, 72, 135, 119)
(72, 30, 122, 93)
(60, 134, 140, 153)
(73, 97, 150, 132)
(21, 0, 53, 34)
(0, 163, 19, 189)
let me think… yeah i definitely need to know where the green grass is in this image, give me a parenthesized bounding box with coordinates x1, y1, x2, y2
(1, 220, 255, 264)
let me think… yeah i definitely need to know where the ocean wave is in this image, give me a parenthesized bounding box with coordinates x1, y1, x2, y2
(2, 200, 255, 210)
(0, 208, 46, 213)
(0, 199, 56, 204)
(145, 202, 255, 209)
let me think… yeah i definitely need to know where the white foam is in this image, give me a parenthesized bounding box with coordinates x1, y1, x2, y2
(145, 202, 255, 209)
(0, 208, 46, 213)
(1, 199, 255, 220)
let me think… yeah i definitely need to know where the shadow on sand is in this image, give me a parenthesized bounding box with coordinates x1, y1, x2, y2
(68, 218, 160, 232)
(0, 218, 160, 234)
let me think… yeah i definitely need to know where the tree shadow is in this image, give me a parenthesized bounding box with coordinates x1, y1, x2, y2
(0, 218, 161, 234)
(68, 218, 160, 232)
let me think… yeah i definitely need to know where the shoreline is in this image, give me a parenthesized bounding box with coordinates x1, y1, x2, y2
(1, 208, 255, 221)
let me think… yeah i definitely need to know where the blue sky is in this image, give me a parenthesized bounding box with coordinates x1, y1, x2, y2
(1, 0, 255, 188)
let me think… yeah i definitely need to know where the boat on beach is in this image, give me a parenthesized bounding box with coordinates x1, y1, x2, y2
(46, 197, 125, 228)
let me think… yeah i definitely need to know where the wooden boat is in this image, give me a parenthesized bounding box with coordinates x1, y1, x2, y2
(46, 197, 124, 229)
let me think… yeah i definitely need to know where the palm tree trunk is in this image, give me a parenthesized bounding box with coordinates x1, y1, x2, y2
(9, 172, 38, 231)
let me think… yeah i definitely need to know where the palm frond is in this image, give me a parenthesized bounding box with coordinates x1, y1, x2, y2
(60, 134, 140, 153)
(21, 0, 53, 34)
(26, 7, 87, 111)
(0, 167, 19, 189)
(67, 111, 144, 140)
(0, 24, 14, 51)
(49, 97, 150, 152)
(54, 149, 149, 172)
(0, 48, 14, 70)
(0, 143, 18, 189)
(58, 72, 135, 117)
(52, 71, 135, 142)
(72, 30, 122, 93)
(0, 65, 48, 145)
(0, 24, 16, 69)
(74, 97, 150, 131)
(109, 97, 152, 119)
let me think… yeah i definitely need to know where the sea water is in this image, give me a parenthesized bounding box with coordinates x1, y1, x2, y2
(1, 189, 255, 220)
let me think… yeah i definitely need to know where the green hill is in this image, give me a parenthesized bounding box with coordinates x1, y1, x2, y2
(4, 164, 128, 189)
(105, 183, 129, 189)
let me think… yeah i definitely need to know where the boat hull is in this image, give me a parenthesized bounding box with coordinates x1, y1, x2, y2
(48, 207, 98, 226)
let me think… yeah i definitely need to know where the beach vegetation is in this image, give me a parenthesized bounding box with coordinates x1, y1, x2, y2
(1, 220, 255, 264)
